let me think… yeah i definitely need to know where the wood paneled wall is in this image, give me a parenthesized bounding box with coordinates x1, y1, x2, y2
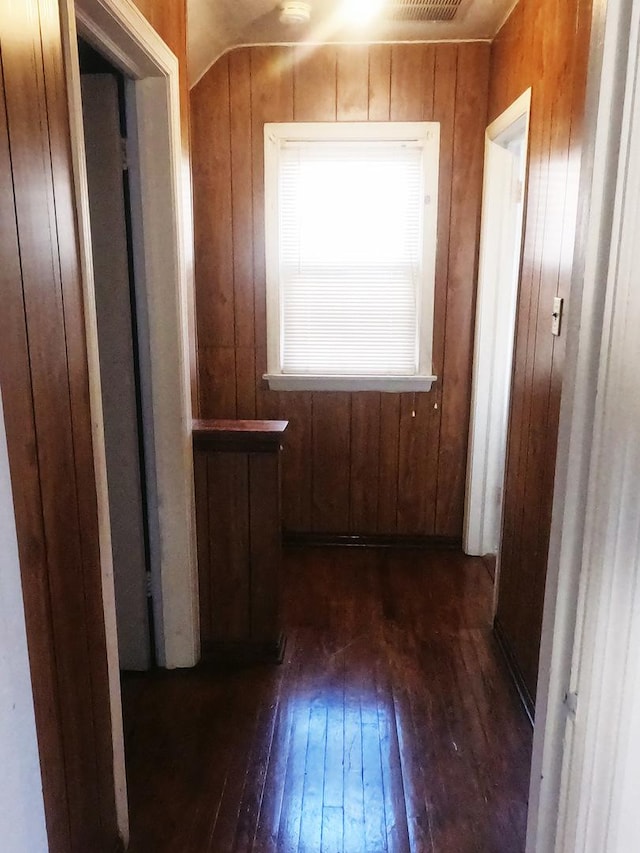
(191, 43, 490, 537)
(0, 1, 119, 849)
(490, 0, 593, 705)
(0, 0, 192, 850)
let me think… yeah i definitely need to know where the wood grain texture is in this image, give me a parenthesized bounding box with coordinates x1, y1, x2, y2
(436, 43, 490, 535)
(207, 453, 251, 642)
(0, 0, 194, 849)
(194, 449, 212, 636)
(249, 452, 282, 644)
(0, 0, 126, 848)
(0, 45, 71, 853)
(123, 548, 532, 852)
(194, 421, 286, 654)
(490, 0, 593, 702)
(191, 44, 490, 536)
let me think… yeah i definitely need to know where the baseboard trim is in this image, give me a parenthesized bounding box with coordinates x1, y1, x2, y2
(200, 633, 286, 666)
(283, 532, 462, 550)
(493, 617, 535, 725)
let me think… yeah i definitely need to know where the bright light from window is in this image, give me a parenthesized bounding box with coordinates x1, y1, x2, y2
(278, 142, 423, 377)
(263, 122, 440, 392)
(289, 155, 419, 265)
(340, 0, 386, 26)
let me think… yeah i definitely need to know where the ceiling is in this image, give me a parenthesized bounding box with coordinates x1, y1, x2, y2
(187, 0, 518, 87)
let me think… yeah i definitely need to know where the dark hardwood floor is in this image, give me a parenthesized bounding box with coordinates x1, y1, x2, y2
(122, 548, 532, 852)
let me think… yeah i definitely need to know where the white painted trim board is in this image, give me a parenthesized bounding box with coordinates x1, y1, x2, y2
(59, 0, 199, 839)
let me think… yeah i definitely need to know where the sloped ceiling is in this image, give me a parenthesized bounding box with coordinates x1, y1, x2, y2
(187, 0, 518, 87)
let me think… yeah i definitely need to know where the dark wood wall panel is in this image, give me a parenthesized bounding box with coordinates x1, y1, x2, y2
(490, 0, 593, 703)
(0, 59, 72, 852)
(1, 0, 193, 849)
(438, 44, 490, 535)
(192, 43, 490, 537)
(193, 421, 287, 654)
(0, 1, 119, 849)
(207, 453, 251, 641)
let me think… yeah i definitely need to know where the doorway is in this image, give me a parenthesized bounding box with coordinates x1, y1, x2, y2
(78, 38, 153, 671)
(60, 0, 200, 839)
(464, 90, 531, 567)
(60, 0, 199, 672)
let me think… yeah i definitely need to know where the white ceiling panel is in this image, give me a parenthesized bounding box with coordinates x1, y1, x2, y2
(188, 0, 518, 87)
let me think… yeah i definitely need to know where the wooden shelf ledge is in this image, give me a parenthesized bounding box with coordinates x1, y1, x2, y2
(192, 419, 288, 453)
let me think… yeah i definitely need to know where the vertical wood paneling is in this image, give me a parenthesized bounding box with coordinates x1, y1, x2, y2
(336, 44, 369, 119)
(194, 450, 211, 636)
(431, 44, 457, 529)
(349, 394, 381, 533)
(208, 453, 250, 641)
(252, 48, 294, 351)
(395, 44, 441, 536)
(4, 13, 104, 852)
(490, 0, 593, 701)
(249, 452, 281, 643)
(436, 44, 490, 535)
(368, 45, 392, 121)
(236, 346, 257, 419)
(192, 56, 234, 348)
(40, 1, 120, 836)
(311, 393, 352, 532)
(229, 50, 255, 350)
(195, 426, 286, 656)
(0, 0, 162, 845)
(199, 346, 236, 419)
(0, 62, 72, 853)
(0, 1, 193, 848)
(293, 45, 337, 121)
(192, 55, 235, 424)
(192, 43, 490, 536)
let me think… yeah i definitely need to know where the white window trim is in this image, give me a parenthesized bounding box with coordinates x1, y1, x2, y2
(263, 121, 439, 393)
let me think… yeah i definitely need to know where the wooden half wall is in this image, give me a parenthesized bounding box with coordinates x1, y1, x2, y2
(191, 43, 490, 537)
(0, 0, 191, 849)
(490, 0, 593, 705)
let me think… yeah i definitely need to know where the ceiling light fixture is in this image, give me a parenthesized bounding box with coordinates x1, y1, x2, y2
(279, 0, 312, 25)
(340, 0, 386, 25)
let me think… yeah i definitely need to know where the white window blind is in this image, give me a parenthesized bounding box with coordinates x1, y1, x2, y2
(264, 123, 439, 392)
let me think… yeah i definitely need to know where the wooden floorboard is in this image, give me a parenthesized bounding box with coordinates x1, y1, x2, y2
(123, 548, 532, 852)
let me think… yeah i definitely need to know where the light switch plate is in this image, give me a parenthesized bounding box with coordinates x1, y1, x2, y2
(552, 296, 564, 336)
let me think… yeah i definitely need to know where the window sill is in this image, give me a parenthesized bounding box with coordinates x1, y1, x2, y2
(263, 374, 437, 392)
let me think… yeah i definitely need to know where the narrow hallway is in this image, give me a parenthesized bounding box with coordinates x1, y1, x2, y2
(123, 549, 531, 852)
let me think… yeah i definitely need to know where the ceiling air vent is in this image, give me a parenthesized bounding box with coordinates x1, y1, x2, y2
(386, 0, 467, 22)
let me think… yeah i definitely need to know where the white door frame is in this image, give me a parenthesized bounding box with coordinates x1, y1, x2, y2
(59, 2, 199, 832)
(526, 0, 639, 850)
(464, 88, 531, 559)
(60, 0, 199, 671)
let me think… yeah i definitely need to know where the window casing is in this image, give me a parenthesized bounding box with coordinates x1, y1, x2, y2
(264, 122, 440, 391)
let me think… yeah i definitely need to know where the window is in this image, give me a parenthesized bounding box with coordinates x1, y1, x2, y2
(264, 121, 440, 391)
